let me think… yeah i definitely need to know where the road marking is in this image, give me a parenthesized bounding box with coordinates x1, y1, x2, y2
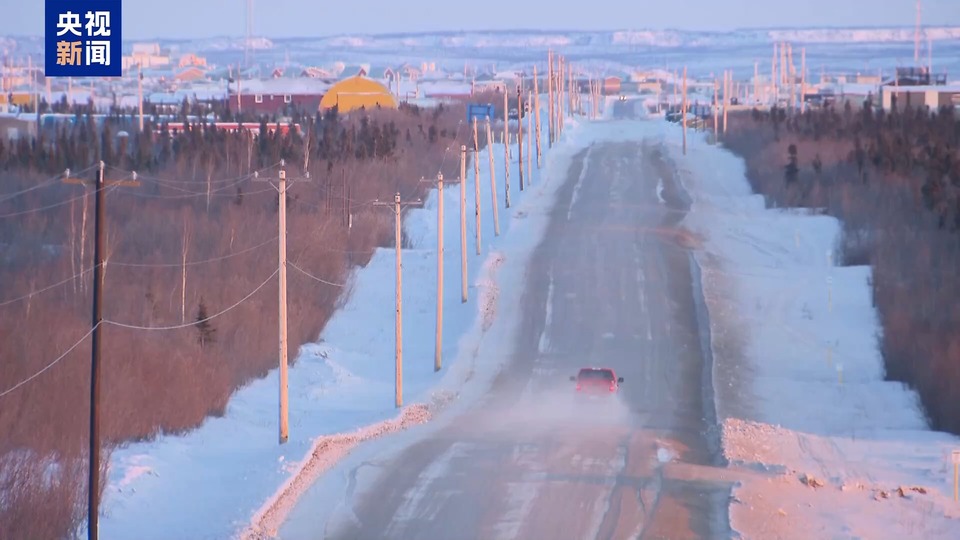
(537, 266, 555, 354)
(387, 442, 469, 530)
(567, 146, 593, 220)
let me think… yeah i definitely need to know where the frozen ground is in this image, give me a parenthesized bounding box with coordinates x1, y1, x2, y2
(98, 98, 593, 540)
(673, 128, 960, 538)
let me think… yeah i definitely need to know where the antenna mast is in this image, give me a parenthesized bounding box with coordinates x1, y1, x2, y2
(245, 0, 253, 68)
(914, 0, 922, 64)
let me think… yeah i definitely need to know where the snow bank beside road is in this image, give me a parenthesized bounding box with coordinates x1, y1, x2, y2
(675, 131, 960, 539)
(98, 97, 582, 540)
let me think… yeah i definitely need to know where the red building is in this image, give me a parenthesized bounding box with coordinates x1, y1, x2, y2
(229, 78, 330, 117)
(603, 76, 622, 95)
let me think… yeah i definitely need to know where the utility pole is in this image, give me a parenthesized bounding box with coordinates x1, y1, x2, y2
(460, 145, 468, 303)
(713, 77, 719, 142)
(63, 162, 140, 540)
(915, 0, 922, 64)
(517, 82, 525, 191)
(503, 89, 511, 209)
(137, 62, 144, 133)
(800, 47, 807, 113)
(526, 90, 533, 183)
(558, 56, 565, 136)
(533, 65, 542, 168)
(374, 193, 424, 408)
(723, 70, 730, 134)
(547, 50, 554, 147)
(485, 118, 500, 236)
(681, 67, 687, 155)
(255, 159, 311, 444)
(418, 174, 445, 371)
(472, 118, 481, 255)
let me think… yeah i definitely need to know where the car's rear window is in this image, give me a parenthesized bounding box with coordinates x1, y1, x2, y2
(579, 369, 614, 381)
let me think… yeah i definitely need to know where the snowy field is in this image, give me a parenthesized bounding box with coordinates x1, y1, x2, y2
(95, 90, 960, 539)
(97, 99, 599, 539)
(675, 129, 960, 538)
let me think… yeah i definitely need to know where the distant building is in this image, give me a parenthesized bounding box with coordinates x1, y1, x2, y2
(174, 67, 207, 83)
(230, 78, 330, 117)
(178, 53, 207, 69)
(123, 43, 170, 71)
(880, 84, 960, 112)
(603, 76, 622, 95)
(319, 75, 396, 113)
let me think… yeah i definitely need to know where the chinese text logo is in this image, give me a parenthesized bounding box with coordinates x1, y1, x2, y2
(45, 1, 122, 77)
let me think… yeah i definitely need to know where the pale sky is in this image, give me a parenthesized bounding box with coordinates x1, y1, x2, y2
(5, 0, 958, 39)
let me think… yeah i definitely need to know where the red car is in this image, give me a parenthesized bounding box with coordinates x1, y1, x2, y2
(570, 367, 624, 395)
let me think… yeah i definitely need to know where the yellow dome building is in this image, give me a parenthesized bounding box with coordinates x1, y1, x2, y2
(320, 75, 398, 113)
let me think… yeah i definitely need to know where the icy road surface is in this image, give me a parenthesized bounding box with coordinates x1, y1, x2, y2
(284, 102, 736, 540)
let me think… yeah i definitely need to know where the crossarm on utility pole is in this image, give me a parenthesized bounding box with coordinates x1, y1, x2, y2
(255, 159, 312, 445)
(62, 163, 140, 540)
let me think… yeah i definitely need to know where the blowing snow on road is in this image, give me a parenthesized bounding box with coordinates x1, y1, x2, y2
(278, 101, 737, 540)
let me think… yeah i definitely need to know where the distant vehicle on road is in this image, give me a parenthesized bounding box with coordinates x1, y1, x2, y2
(619, 95, 626, 101)
(570, 367, 624, 396)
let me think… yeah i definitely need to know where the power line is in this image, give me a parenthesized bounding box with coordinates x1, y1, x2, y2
(106, 162, 283, 186)
(288, 261, 347, 287)
(0, 266, 95, 307)
(110, 235, 279, 268)
(103, 266, 279, 331)
(0, 324, 98, 399)
(116, 185, 276, 200)
(0, 183, 120, 219)
(0, 165, 98, 203)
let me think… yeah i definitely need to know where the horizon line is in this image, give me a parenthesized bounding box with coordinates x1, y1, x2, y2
(3, 23, 960, 43)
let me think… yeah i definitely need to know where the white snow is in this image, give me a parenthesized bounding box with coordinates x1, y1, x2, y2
(567, 145, 591, 220)
(675, 126, 960, 538)
(276, 113, 614, 540)
(537, 268, 554, 354)
(97, 98, 590, 540)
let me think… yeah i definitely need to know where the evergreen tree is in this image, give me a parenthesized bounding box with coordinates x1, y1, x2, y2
(195, 297, 217, 348)
(784, 144, 799, 184)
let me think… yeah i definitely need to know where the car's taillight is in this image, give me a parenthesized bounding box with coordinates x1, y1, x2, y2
(609, 382, 616, 392)
(576, 383, 581, 391)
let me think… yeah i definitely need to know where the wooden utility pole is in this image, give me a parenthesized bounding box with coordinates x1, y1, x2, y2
(418, 173, 444, 371)
(137, 62, 144, 132)
(800, 47, 807, 113)
(788, 43, 796, 111)
(472, 118, 481, 255)
(562, 57, 567, 132)
(915, 0, 922, 63)
(772, 43, 778, 104)
(503, 89, 511, 208)
(255, 159, 310, 444)
(517, 83, 525, 192)
(558, 58, 564, 135)
(533, 65, 542, 168)
(547, 51, 554, 147)
(434, 174, 443, 371)
(723, 70, 730, 134)
(277, 161, 290, 430)
(486, 118, 500, 236)
(374, 193, 424, 408)
(681, 67, 687, 155)
(63, 162, 140, 540)
(526, 90, 533, 182)
(713, 77, 719, 141)
(753, 61, 759, 106)
(459, 145, 468, 303)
